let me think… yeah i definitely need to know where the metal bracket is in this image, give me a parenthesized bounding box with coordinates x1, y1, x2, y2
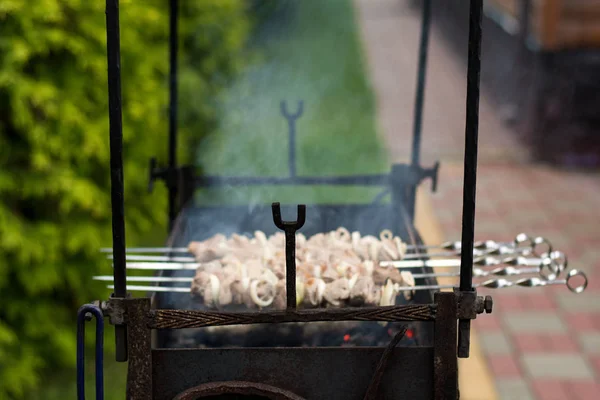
(423, 161, 440, 192)
(91, 298, 130, 326)
(390, 162, 440, 193)
(147, 159, 196, 225)
(94, 296, 132, 362)
(148, 157, 178, 193)
(454, 289, 493, 358)
(455, 290, 493, 320)
(97, 297, 129, 326)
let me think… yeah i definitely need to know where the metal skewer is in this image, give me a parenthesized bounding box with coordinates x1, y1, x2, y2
(393, 269, 587, 294)
(100, 233, 548, 255)
(117, 256, 551, 270)
(100, 244, 500, 254)
(382, 252, 566, 280)
(107, 245, 536, 263)
(109, 285, 189, 293)
(105, 269, 587, 294)
(112, 252, 566, 280)
(93, 265, 544, 284)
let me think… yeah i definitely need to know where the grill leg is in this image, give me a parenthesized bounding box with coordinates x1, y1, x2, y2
(434, 292, 458, 399)
(126, 298, 153, 400)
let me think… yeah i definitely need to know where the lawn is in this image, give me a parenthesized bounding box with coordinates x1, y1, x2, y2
(33, 357, 127, 400)
(37, 0, 384, 397)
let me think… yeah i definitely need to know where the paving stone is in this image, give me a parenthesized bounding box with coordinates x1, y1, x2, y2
(590, 355, 600, 376)
(545, 334, 579, 352)
(522, 354, 594, 379)
(564, 381, 600, 400)
(495, 378, 534, 400)
(493, 294, 526, 312)
(531, 380, 570, 400)
(513, 334, 546, 353)
(479, 332, 513, 355)
(487, 355, 522, 378)
(564, 313, 600, 332)
(577, 332, 600, 354)
(502, 312, 567, 334)
(521, 293, 556, 311)
(473, 313, 502, 331)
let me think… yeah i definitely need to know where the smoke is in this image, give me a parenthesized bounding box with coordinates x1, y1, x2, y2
(192, 0, 388, 211)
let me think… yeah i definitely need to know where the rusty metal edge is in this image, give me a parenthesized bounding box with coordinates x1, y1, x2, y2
(148, 304, 437, 329)
(173, 381, 306, 400)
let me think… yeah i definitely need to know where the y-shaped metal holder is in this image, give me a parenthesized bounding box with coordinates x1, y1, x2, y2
(280, 100, 304, 178)
(272, 202, 306, 309)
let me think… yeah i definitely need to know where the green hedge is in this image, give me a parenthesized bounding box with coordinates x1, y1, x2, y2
(0, 0, 250, 397)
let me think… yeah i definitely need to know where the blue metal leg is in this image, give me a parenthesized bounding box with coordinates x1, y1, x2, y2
(77, 304, 104, 400)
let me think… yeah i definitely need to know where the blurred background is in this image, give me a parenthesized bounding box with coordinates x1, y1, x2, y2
(0, 0, 598, 399)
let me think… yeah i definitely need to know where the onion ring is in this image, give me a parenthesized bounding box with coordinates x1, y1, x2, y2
(249, 279, 275, 308)
(380, 230, 393, 241)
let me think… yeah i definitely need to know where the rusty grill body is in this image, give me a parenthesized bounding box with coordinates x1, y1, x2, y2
(79, 0, 491, 399)
(108, 294, 458, 400)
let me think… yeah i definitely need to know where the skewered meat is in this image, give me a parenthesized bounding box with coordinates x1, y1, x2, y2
(372, 265, 404, 285)
(191, 271, 220, 307)
(400, 271, 415, 300)
(188, 234, 228, 262)
(188, 228, 416, 309)
(379, 279, 396, 307)
(323, 278, 351, 306)
(305, 277, 326, 306)
(273, 280, 287, 309)
(231, 278, 252, 307)
(348, 276, 375, 306)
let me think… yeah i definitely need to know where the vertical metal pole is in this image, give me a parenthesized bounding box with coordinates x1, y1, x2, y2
(168, 0, 179, 232)
(459, 0, 483, 292)
(105, 0, 128, 361)
(407, 0, 432, 221)
(411, 0, 432, 168)
(518, 0, 531, 46)
(280, 101, 304, 178)
(458, 0, 483, 358)
(513, 0, 531, 123)
(288, 116, 296, 178)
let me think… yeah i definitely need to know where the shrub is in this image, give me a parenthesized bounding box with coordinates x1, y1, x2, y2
(0, 0, 250, 397)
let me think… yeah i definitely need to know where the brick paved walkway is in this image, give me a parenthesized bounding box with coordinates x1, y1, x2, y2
(434, 164, 600, 400)
(355, 0, 600, 398)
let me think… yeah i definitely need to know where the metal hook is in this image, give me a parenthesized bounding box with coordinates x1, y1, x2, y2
(272, 202, 306, 231)
(280, 100, 304, 120)
(77, 304, 104, 400)
(272, 202, 306, 309)
(280, 100, 304, 178)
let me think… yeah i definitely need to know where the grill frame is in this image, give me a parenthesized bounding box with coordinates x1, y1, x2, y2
(88, 0, 494, 398)
(111, 293, 459, 400)
(151, 199, 439, 349)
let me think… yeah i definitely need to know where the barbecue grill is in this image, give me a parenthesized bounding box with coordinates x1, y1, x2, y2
(145, 0, 440, 351)
(76, 1, 588, 399)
